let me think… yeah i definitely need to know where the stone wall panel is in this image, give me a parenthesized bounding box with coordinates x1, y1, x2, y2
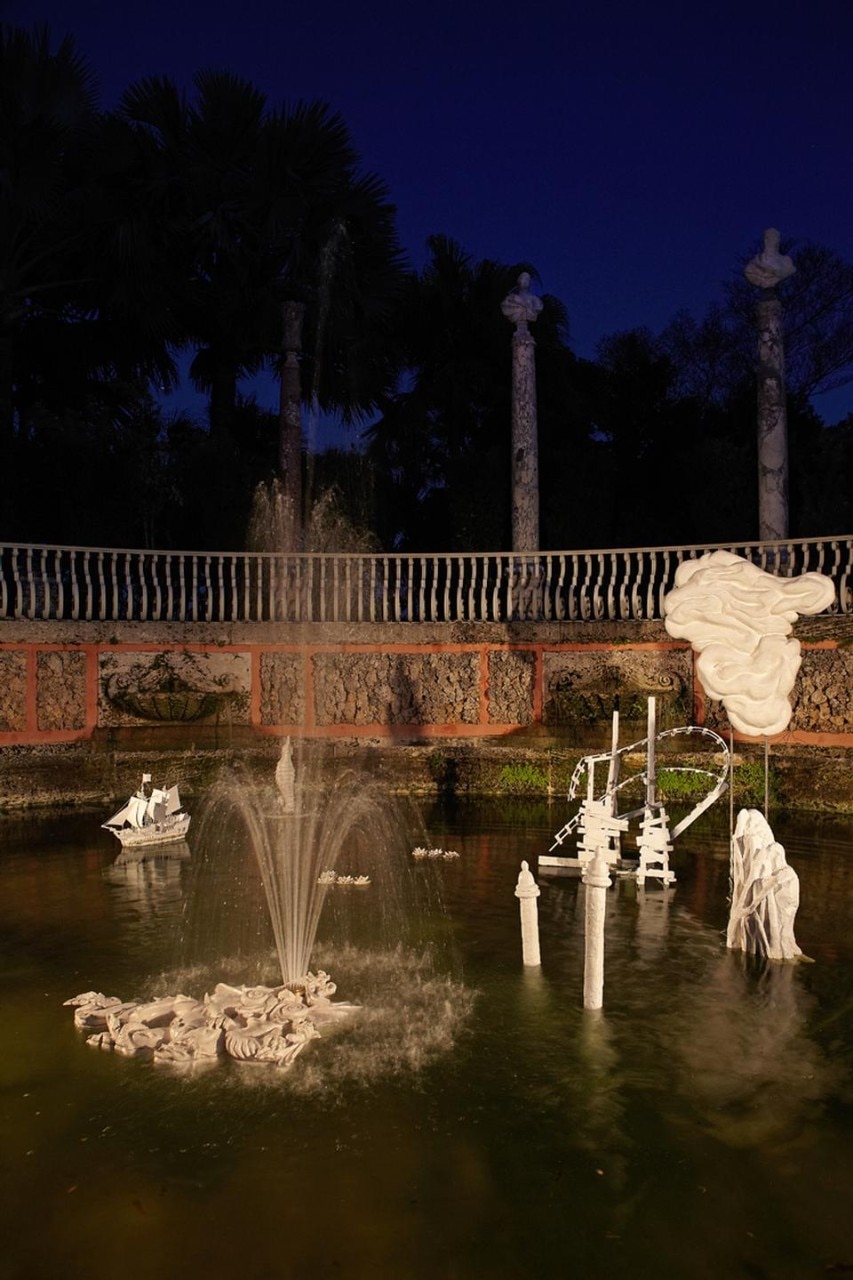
(259, 652, 305, 725)
(543, 649, 692, 728)
(791, 649, 853, 733)
(313, 652, 480, 725)
(99, 650, 251, 726)
(0, 650, 28, 731)
(488, 650, 535, 724)
(36, 650, 87, 731)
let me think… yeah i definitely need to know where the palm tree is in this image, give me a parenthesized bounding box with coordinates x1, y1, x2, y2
(0, 23, 98, 443)
(115, 72, 270, 442)
(116, 79, 405, 542)
(258, 101, 405, 540)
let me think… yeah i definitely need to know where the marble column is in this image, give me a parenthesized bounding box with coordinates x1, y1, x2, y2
(501, 272, 542, 552)
(744, 229, 795, 543)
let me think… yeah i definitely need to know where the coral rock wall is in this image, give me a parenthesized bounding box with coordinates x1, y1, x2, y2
(1, 620, 851, 747)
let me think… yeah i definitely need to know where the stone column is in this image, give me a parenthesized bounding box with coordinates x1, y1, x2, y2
(501, 272, 543, 551)
(744, 229, 795, 542)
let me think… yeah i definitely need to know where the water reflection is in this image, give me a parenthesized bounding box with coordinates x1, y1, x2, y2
(670, 945, 842, 1151)
(2, 802, 853, 1280)
(102, 842, 190, 921)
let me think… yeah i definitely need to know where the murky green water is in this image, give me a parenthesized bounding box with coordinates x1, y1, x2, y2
(2, 800, 853, 1279)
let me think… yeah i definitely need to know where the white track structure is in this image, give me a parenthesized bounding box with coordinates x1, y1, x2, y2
(546, 699, 729, 881)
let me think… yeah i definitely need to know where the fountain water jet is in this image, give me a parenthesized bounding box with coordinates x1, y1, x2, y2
(212, 738, 426, 986)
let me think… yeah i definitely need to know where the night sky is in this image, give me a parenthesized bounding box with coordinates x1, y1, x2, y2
(7, 0, 853, 436)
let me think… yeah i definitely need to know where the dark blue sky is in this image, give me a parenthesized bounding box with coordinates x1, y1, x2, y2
(7, 0, 853, 437)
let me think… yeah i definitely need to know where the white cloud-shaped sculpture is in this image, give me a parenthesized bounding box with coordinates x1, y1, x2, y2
(663, 551, 835, 737)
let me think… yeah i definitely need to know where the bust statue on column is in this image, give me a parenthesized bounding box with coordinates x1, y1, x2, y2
(501, 271, 544, 331)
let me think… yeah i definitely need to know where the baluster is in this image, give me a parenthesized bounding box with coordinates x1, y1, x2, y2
(13, 549, 23, 617)
(151, 553, 161, 620)
(539, 554, 549, 620)
(552, 554, 566, 621)
(484, 554, 494, 621)
(68, 549, 78, 619)
(139, 552, 149, 619)
(92, 552, 102, 621)
(121, 552, 131, 619)
(813, 538, 824, 577)
(392, 557, 401, 621)
(165, 554, 175, 620)
(414, 556, 423, 622)
(563, 553, 575, 620)
(252, 557, 260, 622)
(52, 549, 63, 618)
(177, 555, 186, 622)
(616, 552, 627, 619)
(654, 550, 668, 619)
(590, 554, 602, 619)
(355, 556, 364, 622)
(80, 550, 90, 620)
(37, 547, 47, 617)
(107, 553, 117, 620)
(23, 547, 34, 617)
(841, 539, 853, 613)
(604, 553, 615, 619)
(574, 554, 586, 620)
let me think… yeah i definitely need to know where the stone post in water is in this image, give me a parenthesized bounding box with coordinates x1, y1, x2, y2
(515, 860, 542, 966)
(744, 229, 795, 542)
(501, 272, 543, 552)
(582, 850, 611, 1010)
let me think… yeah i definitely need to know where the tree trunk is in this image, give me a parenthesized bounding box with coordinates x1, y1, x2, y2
(278, 300, 305, 548)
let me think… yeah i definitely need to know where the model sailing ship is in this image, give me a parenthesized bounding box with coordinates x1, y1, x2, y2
(102, 773, 190, 849)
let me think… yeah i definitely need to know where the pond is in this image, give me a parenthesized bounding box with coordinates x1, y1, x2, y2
(2, 795, 853, 1280)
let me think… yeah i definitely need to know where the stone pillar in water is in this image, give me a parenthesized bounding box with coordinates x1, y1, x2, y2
(501, 272, 543, 552)
(515, 860, 541, 966)
(744, 229, 795, 543)
(582, 850, 611, 1009)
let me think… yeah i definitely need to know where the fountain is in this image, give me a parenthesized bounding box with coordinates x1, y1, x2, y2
(66, 739, 468, 1073)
